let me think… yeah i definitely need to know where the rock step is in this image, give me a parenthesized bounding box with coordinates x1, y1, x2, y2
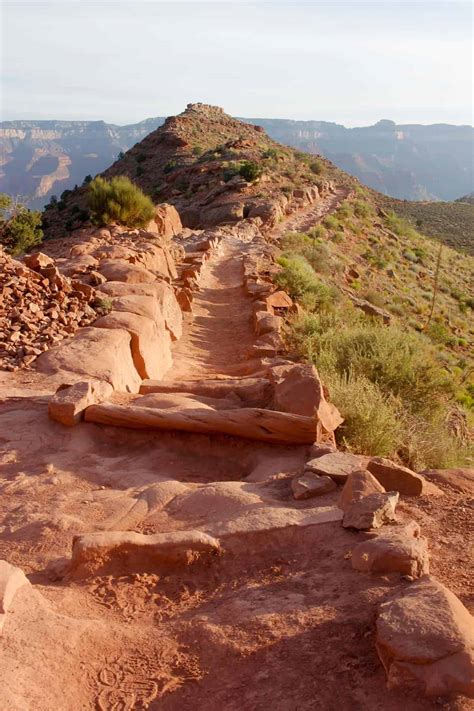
(140, 376, 272, 407)
(84, 402, 317, 444)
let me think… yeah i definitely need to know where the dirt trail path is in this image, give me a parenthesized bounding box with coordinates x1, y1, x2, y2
(170, 239, 255, 381)
(169, 188, 350, 382)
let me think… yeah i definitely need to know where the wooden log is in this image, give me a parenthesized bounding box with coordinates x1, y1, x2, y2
(139, 377, 273, 406)
(84, 402, 317, 444)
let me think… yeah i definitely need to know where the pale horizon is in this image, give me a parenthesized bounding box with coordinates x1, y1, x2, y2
(1, 1, 472, 127)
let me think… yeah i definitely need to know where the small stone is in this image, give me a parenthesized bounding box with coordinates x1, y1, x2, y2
(291, 474, 337, 500)
(342, 491, 399, 530)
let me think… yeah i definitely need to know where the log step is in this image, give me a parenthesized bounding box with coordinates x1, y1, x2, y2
(84, 402, 317, 444)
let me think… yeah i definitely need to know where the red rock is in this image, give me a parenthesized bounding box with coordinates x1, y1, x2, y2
(367, 457, 425, 496)
(48, 379, 113, 426)
(0, 560, 30, 634)
(23, 252, 54, 271)
(376, 576, 474, 697)
(342, 491, 399, 530)
(420, 468, 474, 495)
(351, 521, 429, 577)
(305, 451, 366, 483)
(338, 469, 385, 511)
(291, 474, 337, 500)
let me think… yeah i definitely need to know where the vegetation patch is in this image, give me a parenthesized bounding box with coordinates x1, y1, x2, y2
(88, 176, 155, 228)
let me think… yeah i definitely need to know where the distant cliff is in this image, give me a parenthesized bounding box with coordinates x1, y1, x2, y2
(1, 116, 472, 207)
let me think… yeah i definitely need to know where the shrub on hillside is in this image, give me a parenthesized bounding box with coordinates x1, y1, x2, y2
(0, 193, 43, 255)
(309, 158, 325, 175)
(275, 253, 336, 311)
(239, 160, 263, 183)
(87, 176, 154, 228)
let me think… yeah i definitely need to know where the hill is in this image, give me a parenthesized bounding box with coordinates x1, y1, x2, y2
(2, 115, 472, 207)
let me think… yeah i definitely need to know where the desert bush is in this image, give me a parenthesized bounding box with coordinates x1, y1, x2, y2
(309, 158, 325, 175)
(323, 215, 339, 230)
(275, 253, 336, 311)
(239, 160, 263, 183)
(307, 224, 326, 239)
(163, 159, 177, 174)
(87, 176, 154, 228)
(328, 370, 403, 456)
(280, 233, 332, 275)
(385, 210, 419, 240)
(335, 202, 353, 220)
(353, 199, 374, 219)
(362, 289, 385, 308)
(0, 193, 43, 255)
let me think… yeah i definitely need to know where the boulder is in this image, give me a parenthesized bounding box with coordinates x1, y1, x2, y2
(94, 311, 172, 380)
(376, 576, 474, 697)
(23, 251, 54, 271)
(248, 201, 282, 227)
(291, 474, 337, 500)
(48, 379, 113, 426)
(254, 311, 281, 336)
(367, 458, 425, 496)
(98, 260, 158, 284)
(342, 491, 399, 530)
(270, 363, 343, 437)
(265, 290, 293, 313)
(305, 451, 367, 484)
(36, 327, 141, 393)
(338, 469, 385, 511)
(351, 521, 429, 578)
(0, 560, 30, 634)
(200, 202, 244, 226)
(150, 203, 182, 240)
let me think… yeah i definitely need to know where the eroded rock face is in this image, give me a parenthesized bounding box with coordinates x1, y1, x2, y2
(351, 521, 429, 578)
(376, 576, 474, 697)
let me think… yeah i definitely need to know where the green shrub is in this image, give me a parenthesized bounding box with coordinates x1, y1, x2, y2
(136, 153, 147, 163)
(307, 224, 326, 240)
(362, 290, 385, 308)
(335, 202, 353, 220)
(192, 146, 203, 156)
(275, 254, 336, 311)
(353, 200, 374, 219)
(309, 158, 325, 175)
(87, 176, 154, 227)
(323, 215, 339, 230)
(385, 210, 419, 240)
(239, 160, 263, 183)
(0, 194, 43, 255)
(328, 370, 403, 456)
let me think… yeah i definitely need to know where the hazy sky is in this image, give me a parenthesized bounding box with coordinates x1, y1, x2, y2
(1, 0, 472, 126)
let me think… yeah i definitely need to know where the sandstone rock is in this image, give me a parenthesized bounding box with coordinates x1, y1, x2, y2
(351, 521, 429, 577)
(200, 202, 244, 226)
(265, 291, 293, 312)
(94, 311, 172, 380)
(376, 576, 474, 697)
(70, 529, 220, 577)
(305, 451, 367, 483)
(48, 379, 113, 426)
(342, 491, 399, 530)
(338, 469, 385, 511)
(98, 260, 158, 284)
(271, 363, 343, 437)
(254, 311, 281, 336)
(0, 560, 30, 633)
(420, 468, 474, 495)
(151, 203, 182, 240)
(367, 457, 425, 496)
(36, 327, 141, 392)
(291, 474, 337, 500)
(23, 252, 54, 271)
(176, 288, 193, 312)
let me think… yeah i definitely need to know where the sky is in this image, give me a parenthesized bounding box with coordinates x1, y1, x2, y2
(1, 0, 472, 127)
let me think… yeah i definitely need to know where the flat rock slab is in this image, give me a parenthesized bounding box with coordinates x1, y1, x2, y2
(140, 377, 272, 407)
(305, 451, 368, 483)
(292, 474, 337, 500)
(70, 530, 220, 578)
(376, 576, 474, 697)
(0, 560, 30, 634)
(48, 379, 113, 426)
(351, 521, 429, 578)
(84, 402, 318, 444)
(206, 506, 343, 554)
